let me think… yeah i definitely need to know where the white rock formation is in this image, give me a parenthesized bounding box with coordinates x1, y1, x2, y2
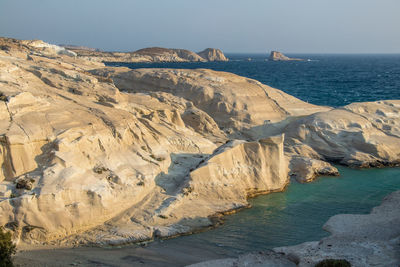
(0, 43, 218, 244)
(91, 68, 329, 135)
(284, 102, 400, 168)
(0, 38, 290, 245)
(22, 39, 77, 57)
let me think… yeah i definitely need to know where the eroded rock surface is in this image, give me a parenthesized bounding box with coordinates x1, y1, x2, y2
(0, 39, 221, 244)
(91, 67, 329, 135)
(284, 103, 400, 169)
(0, 38, 291, 246)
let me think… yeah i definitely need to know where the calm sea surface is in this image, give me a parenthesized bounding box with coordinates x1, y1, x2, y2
(106, 55, 400, 253)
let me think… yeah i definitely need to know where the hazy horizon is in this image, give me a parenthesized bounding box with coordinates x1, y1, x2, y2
(1, 0, 400, 54)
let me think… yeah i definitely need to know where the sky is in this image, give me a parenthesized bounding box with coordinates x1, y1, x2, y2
(1, 0, 400, 53)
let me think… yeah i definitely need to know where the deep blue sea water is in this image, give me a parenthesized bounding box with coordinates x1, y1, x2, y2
(107, 55, 400, 254)
(106, 53, 400, 107)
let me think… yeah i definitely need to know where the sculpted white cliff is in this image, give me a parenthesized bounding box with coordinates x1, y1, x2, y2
(0, 37, 399, 251)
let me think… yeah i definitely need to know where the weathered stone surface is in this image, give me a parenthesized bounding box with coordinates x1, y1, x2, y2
(21, 39, 77, 57)
(66, 135, 289, 245)
(284, 104, 400, 168)
(289, 156, 339, 183)
(0, 38, 290, 245)
(91, 67, 329, 135)
(0, 41, 220, 244)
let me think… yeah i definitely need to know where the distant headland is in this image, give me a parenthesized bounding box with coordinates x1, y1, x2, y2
(60, 44, 229, 63)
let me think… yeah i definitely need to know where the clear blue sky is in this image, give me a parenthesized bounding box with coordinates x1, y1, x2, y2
(1, 0, 399, 53)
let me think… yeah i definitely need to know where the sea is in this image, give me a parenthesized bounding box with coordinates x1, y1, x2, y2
(107, 53, 400, 107)
(105, 54, 400, 255)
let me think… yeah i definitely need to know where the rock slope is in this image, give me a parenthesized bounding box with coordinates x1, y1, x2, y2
(91, 67, 329, 135)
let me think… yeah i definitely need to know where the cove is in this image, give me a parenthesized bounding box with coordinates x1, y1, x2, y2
(161, 166, 400, 256)
(14, 168, 400, 266)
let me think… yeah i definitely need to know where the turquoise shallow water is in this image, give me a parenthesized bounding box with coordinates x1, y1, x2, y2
(105, 55, 400, 254)
(162, 167, 400, 254)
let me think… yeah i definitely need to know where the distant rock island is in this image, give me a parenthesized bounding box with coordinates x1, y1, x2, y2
(63, 44, 229, 63)
(198, 48, 228, 61)
(269, 51, 304, 61)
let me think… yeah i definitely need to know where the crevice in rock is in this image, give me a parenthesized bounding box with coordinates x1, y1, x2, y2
(341, 107, 400, 139)
(256, 84, 290, 116)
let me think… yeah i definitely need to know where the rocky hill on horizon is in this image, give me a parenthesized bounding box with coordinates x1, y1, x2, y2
(65, 43, 229, 63)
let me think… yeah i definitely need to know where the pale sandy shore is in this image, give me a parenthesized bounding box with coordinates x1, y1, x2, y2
(14, 240, 233, 267)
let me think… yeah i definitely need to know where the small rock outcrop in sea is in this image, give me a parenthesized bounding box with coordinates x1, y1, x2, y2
(0, 37, 399, 248)
(190, 190, 400, 267)
(197, 48, 228, 61)
(268, 51, 303, 61)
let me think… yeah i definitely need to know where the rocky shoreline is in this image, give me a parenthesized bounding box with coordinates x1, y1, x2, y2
(0, 37, 399, 265)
